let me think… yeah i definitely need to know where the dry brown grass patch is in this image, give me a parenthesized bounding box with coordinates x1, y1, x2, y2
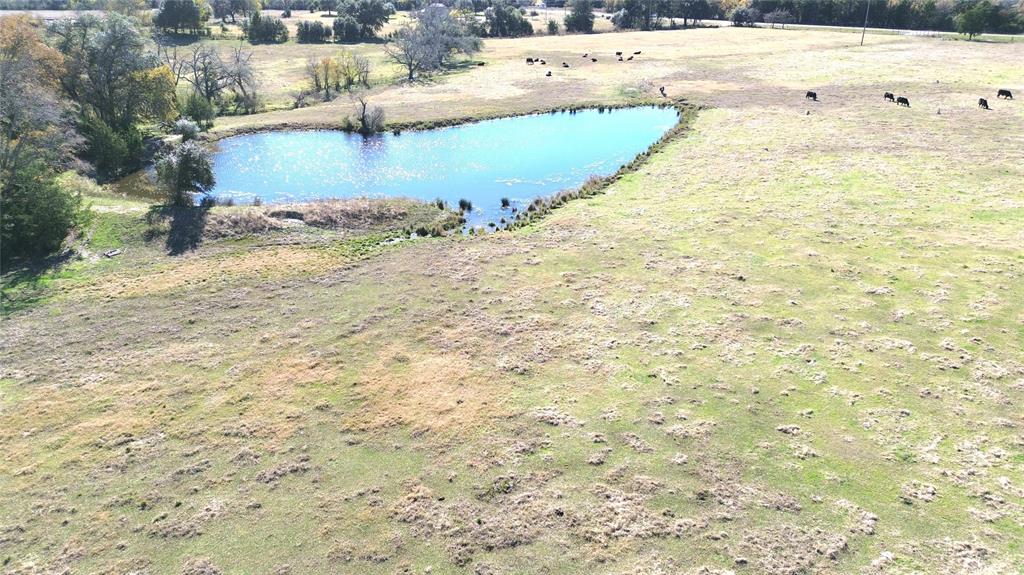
(348, 347, 506, 433)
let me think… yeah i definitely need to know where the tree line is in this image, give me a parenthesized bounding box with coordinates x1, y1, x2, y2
(0, 10, 261, 267)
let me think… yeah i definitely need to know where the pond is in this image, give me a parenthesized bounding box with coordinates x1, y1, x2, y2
(209, 106, 680, 227)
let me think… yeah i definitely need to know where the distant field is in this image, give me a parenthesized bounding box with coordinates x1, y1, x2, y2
(2, 24, 1024, 575)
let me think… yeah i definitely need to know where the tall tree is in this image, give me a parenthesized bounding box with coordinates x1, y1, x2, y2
(564, 0, 595, 32)
(0, 15, 88, 266)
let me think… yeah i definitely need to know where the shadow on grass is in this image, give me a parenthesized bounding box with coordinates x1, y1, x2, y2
(0, 251, 78, 316)
(145, 205, 211, 255)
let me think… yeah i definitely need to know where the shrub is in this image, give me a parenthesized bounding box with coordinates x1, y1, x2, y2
(500, 197, 510, 208)
(244, 11, 289, 43)
(155, 140, 216, 206)
(79, 115, 144, 180)
(183, 91, 216, 127)
(1, 163, 89, 267)
(333, 14, 362, 41)
(547, 19, 558, 33)
(458, 198, 472, 212)
(297, 19, 333, 42)
(730, 7, 760, 27)
(355, 97, 385, 134)
(172, 118, 202, 141)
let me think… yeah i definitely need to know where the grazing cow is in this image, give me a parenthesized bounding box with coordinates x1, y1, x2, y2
(805, 91, 817, 101)
(884, 92, 895, 102)
(659, 86, 666, 97)
(627, 55, 634, 61)
(545, 70, 552, 77)
(618, 56, 623, 61)
(615, 51, 622, 56)
(997, 89, 1013, 99)
(562, 62, 569, 68)
(539, 59, 546, 65)
(634, 50, 641, 54)
(979, 98, 989, 109)
(896, 96, 910, 107)
(526, 58, 534, 64)
(582, 53, 588, 58)
(591, 57, 597, 62)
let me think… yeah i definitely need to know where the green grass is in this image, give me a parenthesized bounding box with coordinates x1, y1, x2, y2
(2, 24, 1024, 575)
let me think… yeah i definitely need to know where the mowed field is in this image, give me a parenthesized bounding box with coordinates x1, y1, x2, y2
(2, 25, 1024, 575)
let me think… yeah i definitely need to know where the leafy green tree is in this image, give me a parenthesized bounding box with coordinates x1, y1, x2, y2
(564, 0, 594, 32)
(0, 15, 89, 266)
(244, 11, 289, 42)
(155, 140, 216, 206)
(154, 0, 206, 34)
(345, 0, 394, 37)
(50, 14, 178, 135)
(484, 1, 533, 37)
(333, 14, 362, 41)
(297, 19, 332, 41)
(1, 162, 88, 268)
(956, 0, 993, 39)
(183, 89, 217, 126)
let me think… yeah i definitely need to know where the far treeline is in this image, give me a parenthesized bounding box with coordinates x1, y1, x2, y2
(3, 0, 1023, 34)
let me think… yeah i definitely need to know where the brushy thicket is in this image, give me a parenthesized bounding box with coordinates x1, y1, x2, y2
(1, 165, 90, 269)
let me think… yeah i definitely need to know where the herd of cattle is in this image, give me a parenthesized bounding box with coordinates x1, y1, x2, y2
(806, 88, 1013, 109)
(521, 51, 1015, 110)
(526, 50, 645, 78)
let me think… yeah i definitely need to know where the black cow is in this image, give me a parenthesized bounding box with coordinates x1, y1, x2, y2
(997, 89, 1013, 99)
(627, 55, 634, 61)
(618, 56, 623, 61)
(896, 96, 910, 107)
(805, 91, 817, 101)
(633, 50, 642, 54)
(526, 58, 534, 64)
(979, 98, 989, 109)
(884, 92, 895, 102)
(562, 62, 569, 68)
(615, 51, 622, 56)
(545, 70, 552, 77)
(591, 57, 597, 62)
(539, 59, 546, 65)
(582, 53, 588, 58)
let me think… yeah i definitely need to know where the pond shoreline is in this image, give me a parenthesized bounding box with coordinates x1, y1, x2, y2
(203, 99, 691, 141)
(205, 103, 694, 230)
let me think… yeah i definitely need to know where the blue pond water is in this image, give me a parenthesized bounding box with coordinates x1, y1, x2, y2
(210, 106, 679, 226)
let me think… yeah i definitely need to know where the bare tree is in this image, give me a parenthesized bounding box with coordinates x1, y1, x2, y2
(225, 44, 260, 113)
(384, 26, 429, 81)
(384, 7, 481, 81)
(183, 45, 232, 102)
(154, 34, 188, 86)
(355, 97, 385, 134)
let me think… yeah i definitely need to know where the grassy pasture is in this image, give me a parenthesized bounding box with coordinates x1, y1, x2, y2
(2, 25, 1024, 575)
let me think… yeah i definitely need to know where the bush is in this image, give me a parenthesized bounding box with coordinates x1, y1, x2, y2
(547, 19, 558, 33)
(155, 140, 216, 206)
(172, 118, 202, 141)
(79, 115, 143, 180)
(730, 7, 760, 27)
(333, 14, 362, 41)
(297, 19, 333, 42)
(458, 198, 472, 212)
(244, 11, 290, 43)
(1, 163, 89, 267)
(183, 91, 217, 127)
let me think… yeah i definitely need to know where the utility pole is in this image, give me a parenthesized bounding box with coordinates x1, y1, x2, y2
(860, 0, 871, 46)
